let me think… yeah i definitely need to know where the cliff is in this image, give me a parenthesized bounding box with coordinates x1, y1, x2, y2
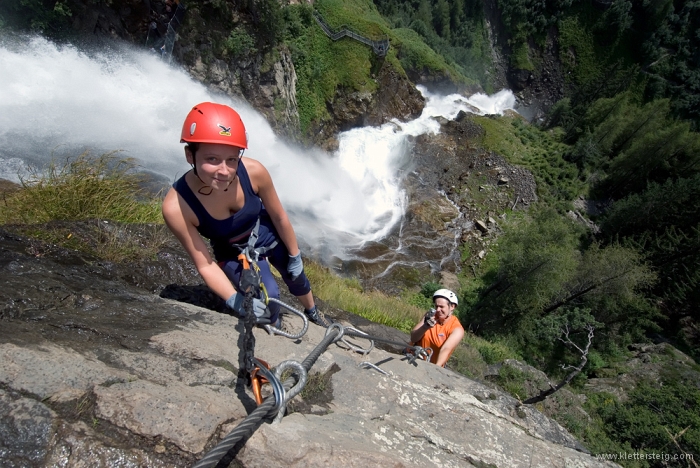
(0, 226, 617, 467)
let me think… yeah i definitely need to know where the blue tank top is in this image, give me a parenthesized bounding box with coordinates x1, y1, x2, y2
(172, 161, 277, 261)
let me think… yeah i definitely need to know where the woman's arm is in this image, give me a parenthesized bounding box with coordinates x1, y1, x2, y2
(161, 188, 238, 300)
(435, 326, 465, 367)
(245, 159, 301, 256)
(410, 318, 430, 343)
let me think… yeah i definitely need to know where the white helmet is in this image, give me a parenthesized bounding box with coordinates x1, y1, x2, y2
(433, 288, 458, 305)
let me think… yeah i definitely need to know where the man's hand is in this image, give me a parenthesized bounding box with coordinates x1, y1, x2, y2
(226, 294, 272, 325)
(424, 309, 437, 328)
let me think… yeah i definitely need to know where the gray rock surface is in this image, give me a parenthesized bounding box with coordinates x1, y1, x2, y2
(0, 227, 617, 467)
(1, 301, 617, 467)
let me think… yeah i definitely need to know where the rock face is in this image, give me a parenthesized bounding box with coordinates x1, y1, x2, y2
(320, 64, 426, 151)
(177, 40, 304, 141)
(510, 30, 567, 122)
(482, 0, 567, 121)
(346, 112, 538, 293)
(0, 228, 617, 467)
(47, 0, 426, 145)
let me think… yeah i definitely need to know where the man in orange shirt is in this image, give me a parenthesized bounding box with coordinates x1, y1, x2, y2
(410, 289, 465, 367)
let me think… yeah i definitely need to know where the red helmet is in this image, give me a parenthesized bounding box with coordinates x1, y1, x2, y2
(180, 102, 248, 148)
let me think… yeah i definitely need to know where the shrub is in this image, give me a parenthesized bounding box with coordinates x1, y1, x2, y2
(0, 152, 162, 225)
(224, 27, 257, 58)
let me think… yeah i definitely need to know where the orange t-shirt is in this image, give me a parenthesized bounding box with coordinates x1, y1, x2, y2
(416, 315, 464, 365)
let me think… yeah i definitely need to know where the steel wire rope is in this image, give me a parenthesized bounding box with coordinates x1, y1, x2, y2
(340, 328, 432, 364)
(263, 297, 308, 339)
(342, 328, 422, 353)
(191, 327, 342, 468)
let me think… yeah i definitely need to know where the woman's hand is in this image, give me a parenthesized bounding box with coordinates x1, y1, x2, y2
(287, 252, 303, 280)
(226, 293, 272, 324)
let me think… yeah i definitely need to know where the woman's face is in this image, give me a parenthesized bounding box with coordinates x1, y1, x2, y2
(433, 297, 455, 324)
(187, 143, 243, 191)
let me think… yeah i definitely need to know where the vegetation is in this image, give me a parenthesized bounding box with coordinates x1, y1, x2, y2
(373, 0, 492, 87)
(475, 114, 581, 210)
(0, 0, 73, 35)
(455, 2, 700, 463)
(2, 0, 700, 464)
(585, 379, 700, 464)
(305, 262, 422, 332)
(0, 153, 161, 225)
(282, 1, 382, 133)
(0, 153, 167, 262)
(282, 0, 475, 134)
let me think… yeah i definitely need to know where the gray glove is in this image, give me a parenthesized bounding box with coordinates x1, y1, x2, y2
(424, 309, 437, 328)
(226, 293, 271, 325)
(287, 251, 303, 280)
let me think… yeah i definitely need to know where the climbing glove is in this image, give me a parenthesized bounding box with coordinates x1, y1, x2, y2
(226, 293, 272, 325)
(424, 309, 437, 328)
(287, 251, 303, 280)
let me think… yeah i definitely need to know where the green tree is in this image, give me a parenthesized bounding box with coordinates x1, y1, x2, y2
(574, 93, 700, 199)
(602, 114, 700, 198)
(601, 175, 700, 347)
(466, 209, 655, 334)
(248, 0, 283, 48)
(592, 380, 700, 463)
(594, 0, 633, 43)
(470, 208, 583, 328)
(433, 0, 451, 38)
(467, 207, 657, 354)
(0, 0, 72, 34)
(641, 1, 700, 128)
(415, 0, 433, 34)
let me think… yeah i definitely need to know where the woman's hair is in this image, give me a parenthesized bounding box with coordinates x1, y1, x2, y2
(185, 143, 200, 157)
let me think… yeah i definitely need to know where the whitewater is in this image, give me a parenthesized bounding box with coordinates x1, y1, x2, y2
(0, 34, 516, 258)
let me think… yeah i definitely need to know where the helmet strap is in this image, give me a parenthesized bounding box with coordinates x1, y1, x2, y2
(191, 162, 213, 196)
(191, 164, 238, 196)
(196, 179, 213, 196)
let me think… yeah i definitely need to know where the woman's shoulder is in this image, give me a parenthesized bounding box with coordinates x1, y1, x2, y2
(241, 156, 266, 174)
(162, 185, 198, 228)
(240, 157, 272, 190)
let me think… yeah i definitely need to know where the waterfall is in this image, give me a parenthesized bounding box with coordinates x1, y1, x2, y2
(0, 34, 516, 259)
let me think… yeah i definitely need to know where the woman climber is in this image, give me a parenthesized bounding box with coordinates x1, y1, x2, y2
(162, 102, 331, 328)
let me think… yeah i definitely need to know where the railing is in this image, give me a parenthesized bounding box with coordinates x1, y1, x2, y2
(313, 11, 389, 57)
(145, 2, 186, 64)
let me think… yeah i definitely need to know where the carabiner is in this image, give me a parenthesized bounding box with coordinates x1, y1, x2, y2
(249, 358, 271, 405)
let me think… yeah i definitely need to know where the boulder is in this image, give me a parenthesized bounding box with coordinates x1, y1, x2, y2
(475, 220, 489, 233)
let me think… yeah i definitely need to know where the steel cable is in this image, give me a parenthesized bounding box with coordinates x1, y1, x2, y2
(192, 326, 342, 468)
(342, 328, 420, 353)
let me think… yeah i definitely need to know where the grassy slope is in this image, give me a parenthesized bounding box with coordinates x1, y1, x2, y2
(288, 0, 474, 134)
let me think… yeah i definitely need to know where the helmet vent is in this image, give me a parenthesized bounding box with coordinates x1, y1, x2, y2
(190, 123, 196, 135)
